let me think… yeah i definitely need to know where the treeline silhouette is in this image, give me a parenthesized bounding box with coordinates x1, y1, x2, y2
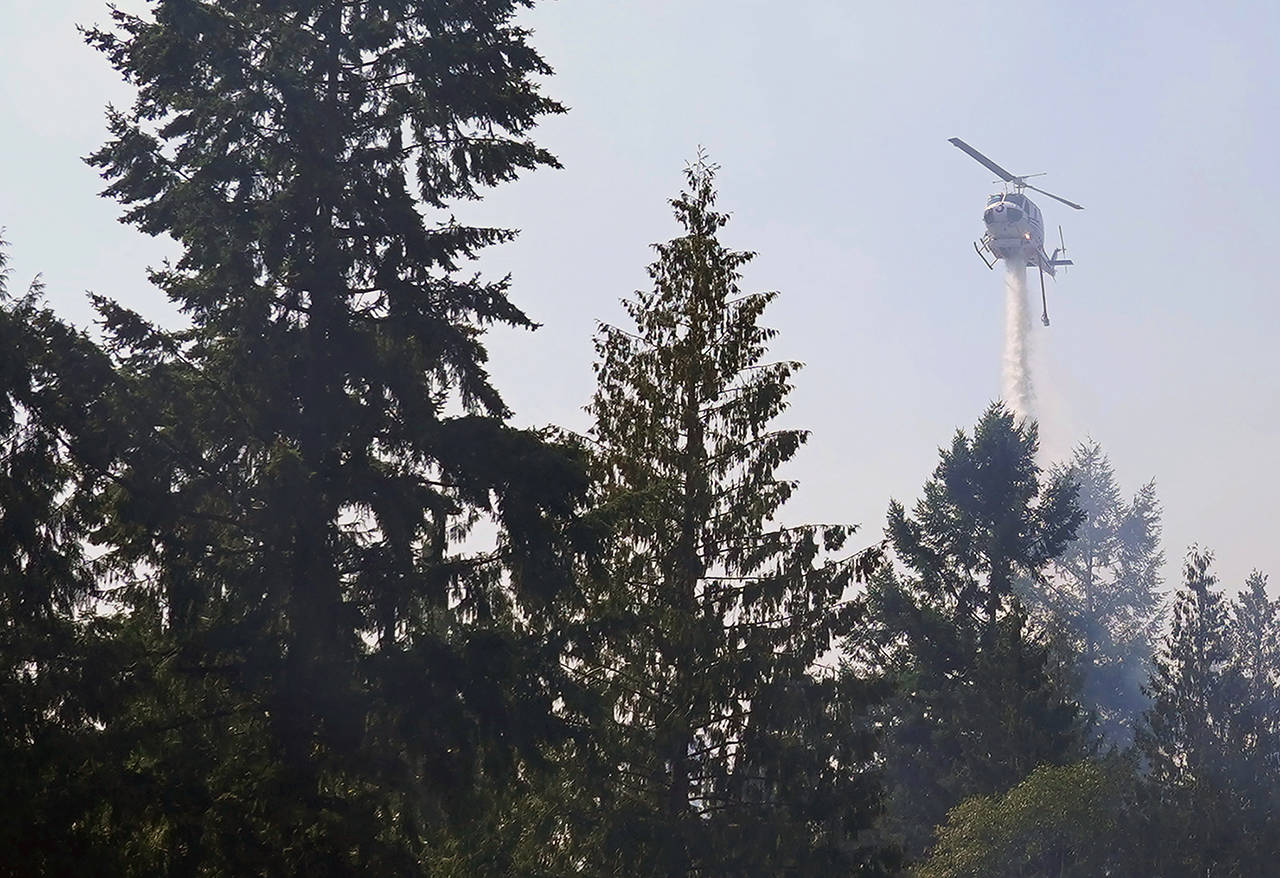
(1, 3, 1275, 875)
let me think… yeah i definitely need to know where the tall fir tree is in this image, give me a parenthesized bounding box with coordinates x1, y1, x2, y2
(1223, 569, 1280, 860)
(1227, 571, 1280, 772)
(1134, 549, 1270, 876)
(847, 405, 1086, 859)
(79, 2, 586, 871)
(575, 158, 890, 877)
(1029, 440, 1164, 747)
(1138, 550, 1232, 798)
(0, 242, 125, 874)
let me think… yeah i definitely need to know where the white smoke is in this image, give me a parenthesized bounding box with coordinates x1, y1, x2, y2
(1001, 259, 1034, 420)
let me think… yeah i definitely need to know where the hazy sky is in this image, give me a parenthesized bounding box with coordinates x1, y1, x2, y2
(2, 0, 1277, 593)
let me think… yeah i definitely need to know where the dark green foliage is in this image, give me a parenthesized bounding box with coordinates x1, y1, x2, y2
(848, 404, 1086, 859)
(572, 159, 890, 877)
(62, 1, 584, 871)
(1226, 570, 1280, 785)
(5, 4, 1278, 872)
(1028, 440, 1164, 748)
(898, 547, 1280, 878)
(1136, 551, 1280, 876)
(1218, 570, 1280, 871)
(0, 242, 123, 876)
(1138, 550, 1234, 837)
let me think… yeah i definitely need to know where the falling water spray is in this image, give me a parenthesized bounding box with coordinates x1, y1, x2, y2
(1002, 260, 1034, 420)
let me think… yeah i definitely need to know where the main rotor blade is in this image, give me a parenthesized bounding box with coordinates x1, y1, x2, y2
(948, 137, 1017, 183)
(1025, 183, 1084, 210)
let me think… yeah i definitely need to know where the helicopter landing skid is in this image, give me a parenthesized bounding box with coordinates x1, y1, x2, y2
(973, 241, 996, 270)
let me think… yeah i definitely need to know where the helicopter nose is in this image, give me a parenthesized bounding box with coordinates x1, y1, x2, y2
(984, 204, 1021, 224)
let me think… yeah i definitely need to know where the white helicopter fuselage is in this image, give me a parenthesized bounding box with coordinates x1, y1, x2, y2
(981, 192, 1050, 272)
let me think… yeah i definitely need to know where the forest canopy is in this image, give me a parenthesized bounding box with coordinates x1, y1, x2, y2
(0, 2, 1275, 876)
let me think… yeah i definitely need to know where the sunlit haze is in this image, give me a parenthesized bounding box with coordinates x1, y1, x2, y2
(3, 0, 1276, 592)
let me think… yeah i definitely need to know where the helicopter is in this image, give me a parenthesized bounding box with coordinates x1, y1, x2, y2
(949, 137, 1083, 326)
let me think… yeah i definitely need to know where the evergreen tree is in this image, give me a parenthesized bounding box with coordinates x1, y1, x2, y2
(575, 158, 889, 877)
(1223, 570, 1280, 869)
(0, 244, 100, 873)
(1139, 550, 1232, 794)
(1132, 553, 1280, 876)
(79, 2, 585, 870)
(1227, 570, 1280, 775)
(848, 405, 1086, 858)
(1031, 440, 1164, 747)
(1136, 549, 1247, 875)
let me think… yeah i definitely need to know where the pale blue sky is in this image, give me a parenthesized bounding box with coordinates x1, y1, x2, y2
(2, 0, 1277, 592)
